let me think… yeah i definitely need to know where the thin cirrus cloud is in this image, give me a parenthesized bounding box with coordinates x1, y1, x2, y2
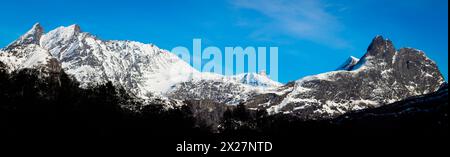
(231, 0, 349, 48)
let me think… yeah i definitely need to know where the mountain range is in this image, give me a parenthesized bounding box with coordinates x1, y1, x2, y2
(0, 23, 446, 120)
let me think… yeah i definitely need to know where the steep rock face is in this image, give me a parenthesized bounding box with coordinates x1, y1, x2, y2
(265, 36, 445, 119)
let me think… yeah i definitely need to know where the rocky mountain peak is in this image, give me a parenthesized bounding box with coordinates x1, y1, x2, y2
(365, 35, 396, 59)
(0, 23, 62, 75)
(6, 23, 44, 49)
(70, 24, 82, 33)
(39, 24, 88, 61)
(41, 24, 82, 42)
(262, 35, 445, 119)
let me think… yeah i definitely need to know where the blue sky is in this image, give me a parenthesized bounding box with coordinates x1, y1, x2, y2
(0, 0, 448, 83)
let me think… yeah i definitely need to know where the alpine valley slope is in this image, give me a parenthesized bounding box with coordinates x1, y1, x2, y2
(0, 23, 282, 106)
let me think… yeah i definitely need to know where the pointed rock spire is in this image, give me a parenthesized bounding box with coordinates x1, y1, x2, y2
(365, 35, 396, 57)
(66, 24, 82, 35)
(7, 23, 44, 48)
(71, 24, 81, 33)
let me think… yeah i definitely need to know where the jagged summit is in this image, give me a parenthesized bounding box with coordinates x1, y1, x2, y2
(6, 23, 44, 48)
(264, 35, 445, 119)
(349, 36, 398, 72)
(40, 24, 82, 47)
(365, 35, 396, 59)
(0, 23, 57, 72)
(70, 24, 82, 32)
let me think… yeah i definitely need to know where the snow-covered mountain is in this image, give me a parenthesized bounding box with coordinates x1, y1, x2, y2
(166, 72, 282, 105)
(261, 36, 445, 119)
(0, 23, 60, 75)
(230, 72, 283, 88)
(38, 24, 201, 100)
(0, 23, 282, 106)
(167, 72, 283, 105)
(0, 24, 445, 120)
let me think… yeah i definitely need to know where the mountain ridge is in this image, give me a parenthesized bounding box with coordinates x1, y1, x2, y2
(0, 23, 283, 106)
(0, 23, 446, 120)
(259, 36, 445, 119)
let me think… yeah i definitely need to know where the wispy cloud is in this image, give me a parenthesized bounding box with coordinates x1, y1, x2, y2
(231, 0, 349, 48)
